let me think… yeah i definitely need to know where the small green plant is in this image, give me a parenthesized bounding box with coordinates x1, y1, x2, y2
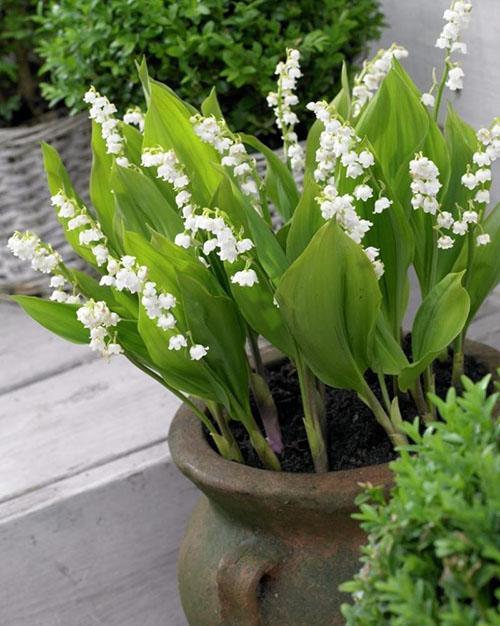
(35, 0, 384, 141)
(340, 375, 500, 626)
(0, 0, 41, 125)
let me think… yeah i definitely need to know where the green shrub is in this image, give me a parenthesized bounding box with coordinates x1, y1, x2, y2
(341, 376, 500, 626)
(0, 0, 41, 125)
(36, 0, 384, 141)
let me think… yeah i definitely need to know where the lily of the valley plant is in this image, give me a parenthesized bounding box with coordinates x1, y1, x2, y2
(9, 1, 499, 472)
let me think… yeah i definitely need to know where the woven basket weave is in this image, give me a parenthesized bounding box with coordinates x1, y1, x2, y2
(0, 113, 91, 295)
(0, 119, 303, 294)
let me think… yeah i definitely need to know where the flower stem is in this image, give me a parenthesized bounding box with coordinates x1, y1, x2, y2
(232, 401, 281, 471)
(359, 380, 408, 447)
(206, 401, 244, 463)
(411, 377, 432, 421)
(433, 58, 450, 123)
(295, 352, 328, 473)
(452, 228, 475, 385)
(377, 372, 392, 414)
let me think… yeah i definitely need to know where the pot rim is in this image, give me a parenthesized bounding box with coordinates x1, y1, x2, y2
(168, 339, 499, 507)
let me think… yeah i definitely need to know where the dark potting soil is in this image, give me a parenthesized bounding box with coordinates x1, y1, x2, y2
(206, 345, 490, 473)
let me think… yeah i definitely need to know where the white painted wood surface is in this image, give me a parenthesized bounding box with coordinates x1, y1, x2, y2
(0, 299, 197, 626)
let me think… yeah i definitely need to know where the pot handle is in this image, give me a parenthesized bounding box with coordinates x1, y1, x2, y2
(217, 537, 286, 626)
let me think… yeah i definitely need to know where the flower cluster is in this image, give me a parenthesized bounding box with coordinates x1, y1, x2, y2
(436, 1, 472, 53)
(76, 299, 122, 358)
(352, 45, 409, 118)
(190, 115, 262, 212)
(267, 48, 305, 173)
(307, 101, 392, 277)
(141, 148, 193, 218)
(141, 281, 209, 360)
(51, 192, 110, 267)
(123, 106, 145, 132)
(422, 0, 472, 103)
(84, 86, 129, 168)
(7, 231, 61, 275)
(100, 255, 148, 293)
(410, 147, 493, 250)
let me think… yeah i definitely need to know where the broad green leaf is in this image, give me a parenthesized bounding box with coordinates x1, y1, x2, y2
(277, 221, 382, 393)
(399, 272, 470, 390)
(210, 171, 289, 283)
(371, 314, 409, 375)
(178, 274, 250, 411)
(111, 165, 183, 241)
(285, 173, 323, 261)
(356, 63, 429, 190)
(437, 105, 478, 280)
(41, 142, 100, 267)
(149, 229, 225, 297)
(143, 80, 222, 206)
(332, 61, 351, 121)
(241, 133, 299, 221)
(454, 205, 500, 325)
(227, 261, 296, 358)
(90, 121, 122, 252)
(201, 87, 223, 119)
(135, 57, 151, 107)
(138, 305, 221, 402)
(12, 296, 88, 344)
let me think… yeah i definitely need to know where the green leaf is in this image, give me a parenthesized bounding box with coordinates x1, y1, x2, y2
(178, 274, 250, 411)
(437, 105, 478, 280)
(399, 272, 470, 390)
(41, 142, 100, 267)
(456, 205, 500, 325)
(201, 87, 223, 119)
(371, 314, 409, 375)
(285, 172, 324, 261)
(241, 133, 299, 221)
(143, 80, 222, 206)
(90, 121, 121, 252)
(277, 221, 382, 393)
(227, 261, 296, 358)
(111, 165, 183, 241)
(12, 295, 88, 344)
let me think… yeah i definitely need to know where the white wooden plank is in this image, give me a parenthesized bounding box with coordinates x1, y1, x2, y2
(0, 300, 94, 395)
(0, 445, 196, 626)
(0, 354, 181, 505)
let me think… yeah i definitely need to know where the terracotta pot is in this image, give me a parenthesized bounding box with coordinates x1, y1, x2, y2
(168, 340, 499, 626)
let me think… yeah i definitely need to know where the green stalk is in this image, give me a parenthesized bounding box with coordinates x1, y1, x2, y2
(359, 380, 408, 447)
(411, 377, 432, 422)
(452, 228, 475, 385)
(433, 59, 450, 123)
(206, 401, 244, 463)
(295, 352, 328, 473)
(246, 328, 284, 454)
(423, 366, 437, 420)
(377, 372, 392, 414)
(232, 401, 281, 471)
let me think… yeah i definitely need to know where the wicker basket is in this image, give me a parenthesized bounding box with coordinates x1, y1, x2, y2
(0, 113, 91, 295)
(0, 119, 303, 294)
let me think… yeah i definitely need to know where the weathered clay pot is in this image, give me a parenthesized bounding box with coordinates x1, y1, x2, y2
(169, 340, 499, 626)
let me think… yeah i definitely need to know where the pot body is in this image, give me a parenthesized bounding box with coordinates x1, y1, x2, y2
(169, 408, 392, 626)
(169, 340, 499, 626)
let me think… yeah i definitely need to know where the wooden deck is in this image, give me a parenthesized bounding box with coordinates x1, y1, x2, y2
(0, 285, 498, 625)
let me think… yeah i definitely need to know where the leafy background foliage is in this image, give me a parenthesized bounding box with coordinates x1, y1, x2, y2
(34, 0, 384, 140)
(341, 377, 500, 626)
(0, 0, 41, 125)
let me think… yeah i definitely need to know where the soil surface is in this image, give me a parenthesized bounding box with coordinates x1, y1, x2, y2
(208, 345, 490, 473)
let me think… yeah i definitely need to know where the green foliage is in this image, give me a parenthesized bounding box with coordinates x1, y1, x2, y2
(35, 0, 384, 140)
(0, 0, 41, 124)
(341, 377, 500, 625)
